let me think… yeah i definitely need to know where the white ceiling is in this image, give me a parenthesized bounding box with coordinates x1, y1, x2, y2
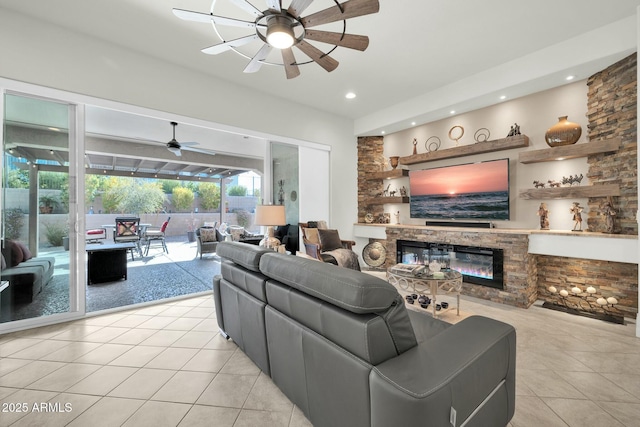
(1, 0, 639, 138)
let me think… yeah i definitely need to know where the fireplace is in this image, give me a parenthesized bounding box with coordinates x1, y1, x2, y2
(396, 240, 504, 289)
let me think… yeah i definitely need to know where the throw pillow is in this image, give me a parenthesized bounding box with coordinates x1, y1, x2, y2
(200, 228, 216, 242)
(305, 227, 319, 244)
(15, 241, 32, 260)
(318, 229, 343, 252)
(1, 240, 24, 267)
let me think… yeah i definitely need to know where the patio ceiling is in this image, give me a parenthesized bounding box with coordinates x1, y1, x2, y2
(5, 122, 263, 182)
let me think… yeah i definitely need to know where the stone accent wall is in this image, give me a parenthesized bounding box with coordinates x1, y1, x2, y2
(537, 255, 638, 319)
(385, 226, 537, 308)
(357, 136, 385, 223)
(586, 53, 637, 234)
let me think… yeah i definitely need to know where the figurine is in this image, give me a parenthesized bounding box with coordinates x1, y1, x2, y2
(533, 180, 545, 188)
(412, 138, 418, 155)
(599, 197, 617, 234)
(569, 202, 584, 231)
(382, 183, 391, 197)
(399, 186, 408, 197)
(506, 123, 521, 137)
(537, 203, 549, 230)
(394, 211, 400, 225)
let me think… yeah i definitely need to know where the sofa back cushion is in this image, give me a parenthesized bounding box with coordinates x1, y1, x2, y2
(15, 241, 32, 260)
(260, 253, 417, 360)
(1, 240, 24, 267)
(217, 241, 272, 272)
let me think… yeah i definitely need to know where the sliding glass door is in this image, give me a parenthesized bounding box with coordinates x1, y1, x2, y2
(1, 92, 82, 327)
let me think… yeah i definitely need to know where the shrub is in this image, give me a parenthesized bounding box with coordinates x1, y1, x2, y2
(234, 209, 251, 229)
(43, 221, 68, 247)
(172, 186, 195, 211)
(198, 182, 221, 211)
(227, 185, 247, 196)
(3, 208, 25, 240)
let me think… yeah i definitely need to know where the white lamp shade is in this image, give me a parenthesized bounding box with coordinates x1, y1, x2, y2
(254, 205, 286, 226)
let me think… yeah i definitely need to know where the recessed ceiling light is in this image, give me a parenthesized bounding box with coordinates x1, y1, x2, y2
(500, 95, 507, 100)
(566, 75, 575, 81)
(450, 110, 456, 115)
(345, 92, 356, 99)
(411, 122, 416, 126)
(381, 130, 386, 135)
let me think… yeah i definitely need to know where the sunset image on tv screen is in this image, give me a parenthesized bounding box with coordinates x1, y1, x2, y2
(409, 159, 510, 220)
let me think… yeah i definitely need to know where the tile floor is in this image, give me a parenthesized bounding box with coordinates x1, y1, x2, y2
(0, 293, 638, 426)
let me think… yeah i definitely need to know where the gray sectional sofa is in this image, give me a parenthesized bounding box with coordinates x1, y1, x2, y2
(213, 241, 516, 427)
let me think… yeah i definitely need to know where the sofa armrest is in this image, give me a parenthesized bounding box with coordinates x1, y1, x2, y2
(369, 316, 516, 427)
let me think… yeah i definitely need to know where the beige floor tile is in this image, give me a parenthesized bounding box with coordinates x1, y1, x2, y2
(157, 305, 194, 317)
(518, 368, 585, 398)
(145, 347, 199, 370)
(108, 328, 157, 345)
(164, 317, 204, 331)
(41, 341, 102, 362)
(11, 324, 69, 340)
(137, 316, 178, 329)
(0, 389, 58, 426)
(596, 401, 640, 427)
(180, 349, 235, 373)
(139, 330, 186, 347)
(175, 298, 207, 307)
(234, 409, 291, 427)
(244, 373, 293, 413)
(289, 406, 313, 427)
(509, 395, 570, 427)
(0, 360, 66, 388)
(556, 371, 640, 403)
(5, 339, 69, 360)
(26, 363, 100, 392)
(73, 343, 134, 365)
(108, 345, 165, 367)
(132, 305, 173, 316)
(220, 350, 261, 375)
(191, 318, 218, 332)
(81, 326, 130, 343)
(171, 331, 215, 348)
(66, 396, 144, 427)
(197, 373, 257, 408)
(0, 386, 19, 399)
(178, 404, 239, 427)
(9, 392, 100, 427)
(66, 365, 138, 395)
(543, 397, 625, 427)
(109, 314, 153, 328)
(151, 371, 215, 403)
(122, 400, 192, 427)
(49, 324, 105, 341)
(80, 313, 128, 327)
(0, 357, 32, 377)
(182, 307, 215, 318)
(203, 334, 238, 351)
(108, 368, 175, 399)
(602, 373, 640, 400)
(197, 299, 215, 308)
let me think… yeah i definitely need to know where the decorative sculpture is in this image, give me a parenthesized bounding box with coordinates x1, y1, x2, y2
(569, 202, 584, 231)
(533, 180, 546, 189)
(599, 197, 617, 234)
(506, 123, 521, 137)
(399, 186, 408, 197)
(537, 203, 549, 230)
(412, 138, 418, 155)
(548, 180, 561, 188)
(394, 211, 400, 225)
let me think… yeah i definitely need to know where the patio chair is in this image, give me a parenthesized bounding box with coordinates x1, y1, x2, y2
(299, 221, 360, 270)
(143, 217, 170, 255)
(196, 225, 218, 259)
(114, 217, 142, 260)
(85, 227, 107, 244)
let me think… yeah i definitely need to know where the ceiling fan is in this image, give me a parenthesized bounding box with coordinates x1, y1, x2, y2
(166, 121, 200, 157)
(173, 0, 380, 79)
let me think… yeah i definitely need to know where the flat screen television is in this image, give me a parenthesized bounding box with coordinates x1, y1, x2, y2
(409, 158, 510, 220)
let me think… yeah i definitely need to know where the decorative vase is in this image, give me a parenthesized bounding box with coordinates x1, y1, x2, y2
(545, 116, 582, 147)
(389, 156, 400, 170)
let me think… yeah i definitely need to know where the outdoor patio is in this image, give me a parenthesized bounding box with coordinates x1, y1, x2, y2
(6, 236, 221, 322)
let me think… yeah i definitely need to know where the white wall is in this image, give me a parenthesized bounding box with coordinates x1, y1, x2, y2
(0, 9, 358, 239)
(382, 81, 590, 231)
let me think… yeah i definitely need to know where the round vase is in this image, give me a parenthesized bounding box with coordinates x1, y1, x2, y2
(389, 156, 400, 170)
(545, 116, 582, 147)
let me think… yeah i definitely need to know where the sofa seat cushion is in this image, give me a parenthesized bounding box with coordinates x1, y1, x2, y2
(260, 252, 397, 314)
(217, 241, 272, 272)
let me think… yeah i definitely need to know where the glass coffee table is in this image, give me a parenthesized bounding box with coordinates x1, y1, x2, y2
(387, 264, 462, 317)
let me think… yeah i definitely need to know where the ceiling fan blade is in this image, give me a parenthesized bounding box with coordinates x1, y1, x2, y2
(244, 44, 273, 73)
(202, 35, 259, 55)
(296, 40, 338, 72)
(281, 48, 300, 79)
(300, 0, 379, 28)
(229, 0, 263, 17)
(173, 8, 256, 29)
(265, 0, 282, 12)
(287, 0, 314, 18)
(304, 30, 369, 51)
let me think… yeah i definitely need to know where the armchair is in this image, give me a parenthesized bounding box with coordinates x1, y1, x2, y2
(299, 222, 360, 270)
(196, 225, 219, 259)
(114, 217, 142, 260)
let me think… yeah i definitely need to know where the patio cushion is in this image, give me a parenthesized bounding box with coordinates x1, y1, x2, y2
(200, 228, 217, 242)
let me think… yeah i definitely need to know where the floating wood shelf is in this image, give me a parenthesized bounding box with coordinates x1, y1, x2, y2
(519, 138, 621, 164)
(366, 169, 409, 180)
(399, 135, 529, 165)
(363, 196, 409, 205)
(519, 184, 620, 200)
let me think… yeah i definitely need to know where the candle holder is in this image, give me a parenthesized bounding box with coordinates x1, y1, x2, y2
(545, 285, 624, 324)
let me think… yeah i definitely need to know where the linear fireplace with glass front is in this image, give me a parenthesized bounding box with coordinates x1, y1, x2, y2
(396, 240, 504, 289)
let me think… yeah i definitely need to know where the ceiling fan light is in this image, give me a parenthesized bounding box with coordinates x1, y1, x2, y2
(167, 140, 182, 156)
(266, 17, 294, 49)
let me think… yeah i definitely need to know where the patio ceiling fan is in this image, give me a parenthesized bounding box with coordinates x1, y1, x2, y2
(166, 121, 199, 157)
(173, 0, 380, 79)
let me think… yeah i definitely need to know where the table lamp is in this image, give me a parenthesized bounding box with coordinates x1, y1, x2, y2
(254, 205, 286, 249)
